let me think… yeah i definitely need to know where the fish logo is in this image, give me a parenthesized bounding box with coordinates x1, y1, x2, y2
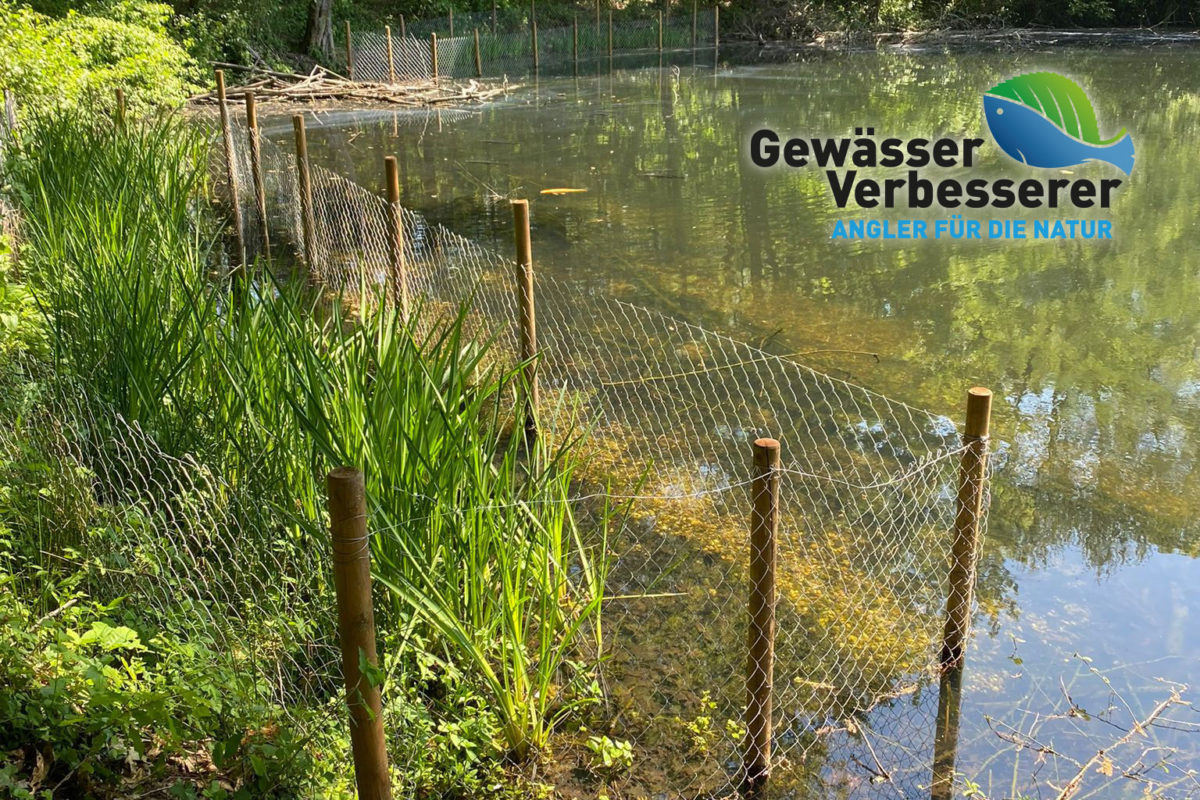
(984, 72, 1134, 175)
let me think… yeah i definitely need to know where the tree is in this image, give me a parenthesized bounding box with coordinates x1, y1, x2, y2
(303, 0, 333, 58)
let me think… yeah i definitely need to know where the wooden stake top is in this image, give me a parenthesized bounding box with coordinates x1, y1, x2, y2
(965, 387, 992, 439)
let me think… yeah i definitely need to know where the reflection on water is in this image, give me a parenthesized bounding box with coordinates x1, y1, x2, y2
(285, 44, 1200, 796)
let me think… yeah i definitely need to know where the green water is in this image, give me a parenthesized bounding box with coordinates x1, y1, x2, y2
(293, 45, 1200, 797)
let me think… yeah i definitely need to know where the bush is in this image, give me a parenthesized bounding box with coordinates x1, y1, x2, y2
(0, 0, 199, 114)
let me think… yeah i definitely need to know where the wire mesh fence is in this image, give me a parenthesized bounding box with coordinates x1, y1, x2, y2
(203, 102, 998, 798)
(346, 5, 717, 81)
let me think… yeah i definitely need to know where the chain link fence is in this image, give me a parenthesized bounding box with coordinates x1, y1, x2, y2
(346, 5, 717, 81)
(207, 103, 996, 798)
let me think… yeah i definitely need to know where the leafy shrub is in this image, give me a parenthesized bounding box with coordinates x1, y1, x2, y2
(0, 0, 199, 114)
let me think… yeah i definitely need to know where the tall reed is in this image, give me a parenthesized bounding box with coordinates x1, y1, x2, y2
(223, 287, 614, 759)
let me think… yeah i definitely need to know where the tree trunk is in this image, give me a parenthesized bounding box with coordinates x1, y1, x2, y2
(303, 0, 334, 58)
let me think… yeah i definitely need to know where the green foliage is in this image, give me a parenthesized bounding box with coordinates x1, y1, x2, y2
(0, 0, 199, 114)
(0, 534, 335, 798)
(584, 734, 633, 777)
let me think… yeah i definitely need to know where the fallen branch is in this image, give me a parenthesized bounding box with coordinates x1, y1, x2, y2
(1054, 687, 1185, 800)
(191, 65, 511, 108)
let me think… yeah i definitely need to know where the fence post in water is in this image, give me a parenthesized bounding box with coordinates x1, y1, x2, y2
(930, 662, 965, 800)
(430, 33, 439, 83)
(743, 437, 780, 798)
(114, 87, 126, 127)
(345, 21, 355, 80)
(573, 16, 579, 75)
(384, 156, 409, 317)
(473, 28, 483, 77)
(939, 387, 992, 671)
(244, 91, 271, 261)
(385, 25, 395, 82)
(692, 0, 698, 47)
(215, 70, 246, 276)
(607, 9, 613, 58)
(291, 114, 318, 271)
(511, 199, 539, 445)
(327, 467, 391, 800)
(714, 4, 719, 49)
(658, 10, 664, 51)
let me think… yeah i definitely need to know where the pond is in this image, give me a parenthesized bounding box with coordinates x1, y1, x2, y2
(290, 44, 1200, 797)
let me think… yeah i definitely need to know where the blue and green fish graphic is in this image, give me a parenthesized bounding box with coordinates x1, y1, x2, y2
(984, 72, 1134, 175)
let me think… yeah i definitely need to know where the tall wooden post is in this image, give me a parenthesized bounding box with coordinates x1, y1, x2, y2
(292, 114, 318, 270)
(345, 21, 355, 80)
(492, 0, 498, 32)
(2, 89, 15, 134)
(449, 8, 455, 37)
(531, 17, 539, 70)
(399, 13, 406, 37)
(244, 92, 271, 261)
(384, 156, 409, 316)
(607, 9, 613, 58)
(430, 33, 439, 82)
(658, 10, 663, 51)
(327, 467, 390, 800)
(692, 0, 698, 46)
(743, 437, 779, 798)
(215, 70, 246, 276)
(939, 387, 992, 670)
(511, 200, 539, 444)
(572, 16, 579, 75)
(714, 4, 719, 49)
(386, 26, 396, 82)
(114, 87, 126, 127)
(473, 28, 483, 77)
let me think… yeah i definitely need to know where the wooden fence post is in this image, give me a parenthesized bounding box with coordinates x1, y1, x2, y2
(743, 437, 779, 798)
(386, 25, 396, 82)
(532, 17, 539, 70)
(291, 114, 318, 270)
(573, 15, 579, 75)
(399, 13, 406, 37)
(658, 10, 663, 51)
(430, 33, 439, 83)
(449, 8, 455, 37)
(939, 386, 992, 670)
(607, 9, 613, 58)
(244, 91, 270, 261)
(2, 89, 15, 134)
(511, 199, 539, 444)
(714, 4, 719, 49)
(345, 21, 355, 80)
(384, 156, 409, 316)
(327, 467, 391, 800)
(692, 0, 698, 47)
(215, 69, 246, 277)
(114, 87, 126, 127)
(473, 28, 483, 77)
